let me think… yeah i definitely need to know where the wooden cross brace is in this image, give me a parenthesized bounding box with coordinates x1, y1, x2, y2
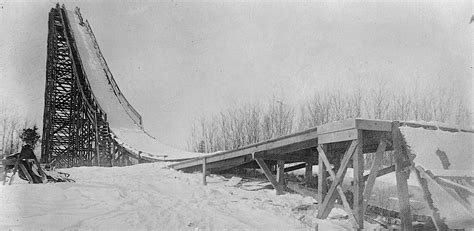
(316, 139, 388, 229)
(254, 157, 286, 195)
(362, 140, 387, 214)
(316, 141, 358, 227)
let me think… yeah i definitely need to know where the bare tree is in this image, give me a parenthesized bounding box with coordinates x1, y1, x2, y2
(0, 100, 22, 157)
(454, 100, 471, 127)
(388, 92, 412, 121)
(189, 82, 471, 154)
(366, 81, 390, 120)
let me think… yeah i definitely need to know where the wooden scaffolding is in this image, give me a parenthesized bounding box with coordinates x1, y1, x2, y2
(171, 118, 473, 230)
(41, 5, 143, 168)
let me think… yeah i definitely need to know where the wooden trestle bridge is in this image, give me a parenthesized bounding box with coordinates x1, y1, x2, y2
(40, 4, 473, 230)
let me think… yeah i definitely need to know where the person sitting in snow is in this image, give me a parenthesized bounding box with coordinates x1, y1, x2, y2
(6, 126, 44, 183)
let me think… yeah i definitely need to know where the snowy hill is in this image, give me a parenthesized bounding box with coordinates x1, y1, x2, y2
(0, 163, 382, 230)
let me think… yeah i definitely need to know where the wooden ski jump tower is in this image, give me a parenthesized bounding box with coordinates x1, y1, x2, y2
(40, 4, 472, 229)
(41, 4, 142, 168)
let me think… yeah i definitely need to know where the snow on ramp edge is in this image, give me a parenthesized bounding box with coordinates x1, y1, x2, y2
(66, 8, 202, 161)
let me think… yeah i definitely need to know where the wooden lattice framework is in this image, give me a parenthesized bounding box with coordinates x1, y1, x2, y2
(41, 4, 125, 168)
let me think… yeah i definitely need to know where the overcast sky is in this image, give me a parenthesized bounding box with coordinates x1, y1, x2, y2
(0, 0, 471, 149)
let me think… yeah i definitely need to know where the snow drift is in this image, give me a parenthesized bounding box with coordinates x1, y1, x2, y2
(401, 126, 474, 229)
(0, 163, 372, 230)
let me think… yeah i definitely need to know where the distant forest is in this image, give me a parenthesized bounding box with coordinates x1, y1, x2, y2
(188, 84, 471, 153)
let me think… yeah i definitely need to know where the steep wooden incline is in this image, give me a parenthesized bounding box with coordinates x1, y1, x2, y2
(41, 5, 201, 167)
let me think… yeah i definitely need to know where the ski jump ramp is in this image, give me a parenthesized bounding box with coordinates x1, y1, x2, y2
(68, 9, 203, 161)
(43, 5, 473, 229)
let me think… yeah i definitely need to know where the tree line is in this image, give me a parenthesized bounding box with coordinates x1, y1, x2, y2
(188, 85, 471, 153)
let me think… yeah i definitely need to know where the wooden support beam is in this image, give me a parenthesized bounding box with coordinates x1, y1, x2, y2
(287, 182, 318, 200)
(277, 160, 285, 186)
(110, 142, 116, 167)
(431, 169, 474, 179)
(202, 157, 207, 186)
(284, 163, 307, 173)
(362, 165, 395, 181)
(94, 112, 100, 166)
(318, 145, 327, 205)
(264, 138, 318, 155)
(353, 130, 364, 229)
(305, 162, 313, 182)
(318, 129, 358, 144)
(317, 141, 357, 219)
(362, 140, 387, 214)
(436, 177, 473, 196)
(206, 156, 249, 172)
(255, 158, 284, 195)
(316, 142, 359, 229)
(420, 167, 472, 211)
(393, 121, 413, 231)
(253, 149, 317, 163)
(171, 127, 318, 170)
(414, 167, 448, 231)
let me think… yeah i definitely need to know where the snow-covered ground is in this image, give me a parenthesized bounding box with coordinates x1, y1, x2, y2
(3, 125, 471, 230)
(1, 162, 384, 230)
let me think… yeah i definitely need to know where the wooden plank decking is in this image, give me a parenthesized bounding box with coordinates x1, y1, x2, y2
(170, 118, 393, 172)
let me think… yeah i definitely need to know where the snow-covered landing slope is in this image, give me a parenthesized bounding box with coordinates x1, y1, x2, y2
(0, 163, 374, 230)
(66, 9, 202, 161)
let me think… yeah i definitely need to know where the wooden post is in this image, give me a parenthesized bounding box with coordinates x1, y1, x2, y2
(363, 140, 387, 213)
(318, 145, 327, 205)
(317, 143, 359, 228)
(353, 130, 364, 230)
(255, 158, 284, 195)
(277, 160, 285, 186)
(393, 121, 413, 231)
(305, 162, 313, 182)
(202, 157, 207, 185)
(94, 112, 100, 166)
(109, 141, 114, 167)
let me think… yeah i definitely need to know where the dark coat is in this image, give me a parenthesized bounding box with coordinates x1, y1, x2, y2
(19, 144, 36, 160)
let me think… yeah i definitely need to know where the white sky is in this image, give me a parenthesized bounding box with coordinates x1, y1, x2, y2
(0, 0, 472, 149)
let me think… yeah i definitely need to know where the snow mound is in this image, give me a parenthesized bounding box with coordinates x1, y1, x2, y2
(400, 126, 473, 173)
(0, 163, 341, 230)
